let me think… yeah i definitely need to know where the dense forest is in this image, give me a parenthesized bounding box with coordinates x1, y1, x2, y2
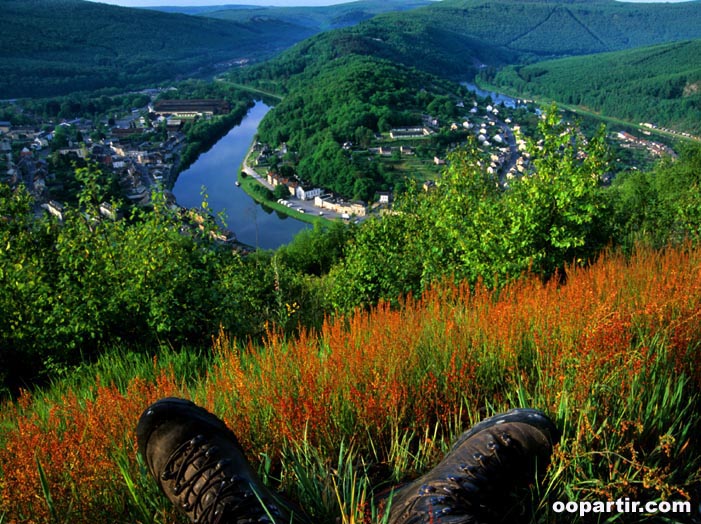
(486, 39, 701, 135)
(5, 0, 701, 99)
(0, 0, 317, 98)
(233, 0, 701, 92)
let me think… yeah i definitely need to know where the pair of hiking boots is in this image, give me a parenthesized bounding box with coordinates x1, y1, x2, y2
(137, 398, 559, 524)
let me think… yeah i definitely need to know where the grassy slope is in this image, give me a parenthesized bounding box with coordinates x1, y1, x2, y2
(489, 39, 701, 134)
(1, 244, 699, 522)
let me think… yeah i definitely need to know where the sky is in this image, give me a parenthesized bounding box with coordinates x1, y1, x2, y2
(85, 0, 697, 7)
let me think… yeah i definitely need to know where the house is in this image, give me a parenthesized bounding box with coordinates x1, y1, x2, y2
(296, 186, 322, 201)
(42, 200, 65, 221)
(111, 127, 142, 139)
(150, 99, 230, 119)
(267, 172, 298, 196)
(376, 191, 392, 204)
(314, 195, 367, 217)
(166, 119, 183, 133)
(58, 147, 87, 159)
(0, 121, 11, 134)
(99, 202, 120, 220)
(9, 126, 37, 141)
(389, 127, 431, 139)
(33, 136, 49, 150)
(434, 156, 446, 165)
(617, 131, 638, 142)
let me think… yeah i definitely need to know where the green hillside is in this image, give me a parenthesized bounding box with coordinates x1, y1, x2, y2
(489, 39, 701, 135)
(255, 54, 468, 199)
(423, 0, 701, 57)
(237, 0, 701, 86)
(0, 0, 316, 98)
(4, 0, 701, 99)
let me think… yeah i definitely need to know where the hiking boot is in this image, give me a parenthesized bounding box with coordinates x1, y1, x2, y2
(384, 408, 560, 524)
(137, 397, 306, 524)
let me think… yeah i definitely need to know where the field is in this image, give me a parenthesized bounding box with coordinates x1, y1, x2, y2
(1, 243, 699, 523)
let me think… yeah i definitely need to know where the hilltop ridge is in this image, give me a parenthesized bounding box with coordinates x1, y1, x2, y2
(0, 0, 314, 97)
(235, 0, 701, 88)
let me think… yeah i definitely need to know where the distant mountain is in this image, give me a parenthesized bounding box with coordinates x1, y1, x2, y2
(421, 0, 701, 58)
(488, 39, 701, 134)
(0, 0, 315, 98)
(0, 0, 436, 99)
(202, 0, 436, 32)
(4, 0, 701, 101)
(144, 4, 260, 16)
(239, 0, 701, 86)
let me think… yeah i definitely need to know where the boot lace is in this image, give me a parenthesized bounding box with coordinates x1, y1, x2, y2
(397, 431, 517, 524)
(161, 435, 278, 524)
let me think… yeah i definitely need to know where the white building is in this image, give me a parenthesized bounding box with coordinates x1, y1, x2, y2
(296, 186, 322, 201)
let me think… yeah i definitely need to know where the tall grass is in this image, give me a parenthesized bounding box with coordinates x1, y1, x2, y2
(1, 244, 699, 523)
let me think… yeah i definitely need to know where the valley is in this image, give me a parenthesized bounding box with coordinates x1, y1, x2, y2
(2, 2, 701, 523)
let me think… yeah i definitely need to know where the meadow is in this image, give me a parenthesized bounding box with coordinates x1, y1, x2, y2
(1, 243, 699, 523)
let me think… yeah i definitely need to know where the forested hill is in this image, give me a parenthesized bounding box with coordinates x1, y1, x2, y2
(0, 0, 317, 98)
(488, 39, 701, 135)
(425, 0, 701, 57)
(237, 0, 701, 87)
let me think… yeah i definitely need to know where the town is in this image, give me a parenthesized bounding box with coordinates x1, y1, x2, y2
(0, 87, 682, 230)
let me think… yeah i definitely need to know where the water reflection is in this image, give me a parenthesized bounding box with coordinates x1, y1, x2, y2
(462, 82, 520, 109)
(172, 102, 311, 250)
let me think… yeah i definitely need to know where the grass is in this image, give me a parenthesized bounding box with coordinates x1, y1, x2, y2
(236, 158, 332, 227)
(1, 243, 700, 523)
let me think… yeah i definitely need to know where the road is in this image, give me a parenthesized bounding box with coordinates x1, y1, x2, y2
(241, 147, 363, 223)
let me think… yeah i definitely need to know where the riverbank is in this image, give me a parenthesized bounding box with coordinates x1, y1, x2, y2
(237, 143, 350, 226)
(172, 101, 312, 249)
(237, 169, 327, 227)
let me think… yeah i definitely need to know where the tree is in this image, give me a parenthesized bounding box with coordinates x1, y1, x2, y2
(330, 104, 612, 311)
(609, 143, 701, 246)
(501, 105, 609, 276)
(273, 183, 290, 201)
(329, 212, 424, 311)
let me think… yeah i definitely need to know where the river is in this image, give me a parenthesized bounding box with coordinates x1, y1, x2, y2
(172, 102, 311, 250)
(462, 81, 521, 109)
